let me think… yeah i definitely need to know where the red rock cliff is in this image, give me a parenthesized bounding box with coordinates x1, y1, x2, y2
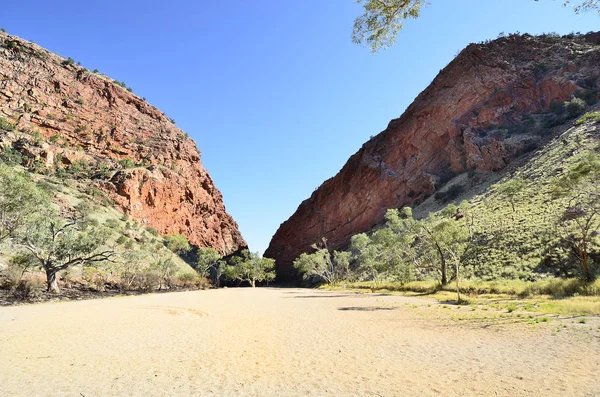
(265, 32, 600, 279)
(0, 32, 245, 255)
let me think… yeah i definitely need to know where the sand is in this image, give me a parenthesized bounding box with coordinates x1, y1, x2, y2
(0, 288, 598, 396)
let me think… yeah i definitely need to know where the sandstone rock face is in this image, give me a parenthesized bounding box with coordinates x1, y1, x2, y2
(0, 33, 245, 254)
(266, 33, 600, 280)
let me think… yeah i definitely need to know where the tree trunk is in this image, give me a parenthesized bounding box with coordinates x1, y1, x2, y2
(582, 237, 590, 282)
(434, 242, 448, 285)
(250, 279, 256, 288)
(455, 261, 461, 304)
(46, 268, 59, 293)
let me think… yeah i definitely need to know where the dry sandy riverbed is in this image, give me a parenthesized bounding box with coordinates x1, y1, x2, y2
(0, 288, 598, 396)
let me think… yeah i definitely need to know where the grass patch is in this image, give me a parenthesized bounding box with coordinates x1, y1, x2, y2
(326, 278, 600, 298)
(323, 279, 600, 315)
(575, 111, 600, 125)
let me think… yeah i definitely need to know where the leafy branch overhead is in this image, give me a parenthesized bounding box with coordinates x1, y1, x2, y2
(352, 0, 600, 52)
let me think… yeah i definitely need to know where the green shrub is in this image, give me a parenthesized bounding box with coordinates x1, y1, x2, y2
(62, 57, 75, 66)
(0, 117, 15, 131)
(435, 184, 464, 203)
(173, 273, 210, 289)
(549, 100, 564, 115)
(146, 226, 159, 237)
(118, 158, 135, 169)
(75, 98, 84, 105)
(165, 234, 191, 254)
(0, 28, 6, 33)
(104, 218, 121, 229)
(0, 146, 23, 165)
(574, 89, 598, 106)
(565, 98, 587, 118)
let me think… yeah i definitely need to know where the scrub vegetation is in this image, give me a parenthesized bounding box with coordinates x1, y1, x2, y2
(295, 110, 600, 311)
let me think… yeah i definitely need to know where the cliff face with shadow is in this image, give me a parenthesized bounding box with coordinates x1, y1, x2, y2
(266, 32, 600, 280)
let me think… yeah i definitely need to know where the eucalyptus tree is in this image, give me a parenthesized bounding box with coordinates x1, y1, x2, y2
(19, 210, 117, 292)
(0, 164, 48, 243)
(225, 249, 275, 288)
(553, 153, 600, 281)
(352, 0, 599, 52)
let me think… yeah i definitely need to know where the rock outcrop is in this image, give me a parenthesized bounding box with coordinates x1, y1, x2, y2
(0, 32, 245, 254)
(266, 32, 600, 280)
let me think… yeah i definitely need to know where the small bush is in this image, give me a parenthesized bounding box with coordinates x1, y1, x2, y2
(435, 184, 464, 203)
(104, 218, 121, 229)
(83, 267, 107, 291)
(574, 89, 598, 106)
(0, 28, 6, 33)
(133, 271, 161, 292)
(12, 278, 43, 300)
(116, 235, 127, 245)
(118, 158, 135, 169)
(565, 98, 587, 119)
(75, 98, 84, 105)
(165, 233, 191, 254)
(173, 273, 211, 289)
(62, 57, 75, 66)
(146, 226, 159, 237)
(549, 100, 564, 115)
(0, 117, 15, 131)
(0, 146, 23, 165)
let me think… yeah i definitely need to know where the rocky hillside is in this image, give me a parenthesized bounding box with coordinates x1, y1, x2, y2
(266, 32, 600, 279)
(0, 32, 245, 255)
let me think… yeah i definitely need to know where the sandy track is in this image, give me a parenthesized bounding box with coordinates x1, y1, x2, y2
(0, 288, 598, 396)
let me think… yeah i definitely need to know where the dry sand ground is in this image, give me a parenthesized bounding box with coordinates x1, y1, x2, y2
(0, 288, 598, 397)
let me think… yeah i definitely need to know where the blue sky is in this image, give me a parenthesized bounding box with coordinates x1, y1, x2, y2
(2, 0, 598, 254)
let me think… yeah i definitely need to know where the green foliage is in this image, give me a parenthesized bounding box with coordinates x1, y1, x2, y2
(145, 226, 159, 236)
(293, 238, 350, 284)
(352, 2, 600, 52)
(165, 233, 191, 254)
(118, 158, 135, 169)
(16, 205, 116, 291)
(196, 247, 222, 278)
(225, 250, 275, 287)
(565, 98, 587, 118)
(352, 0, 426, 52)
(62, 57, 75, 66)
(292, 120, 600, 288)
(0, 146, 23, 166)
(0, 117, 15, 131)
(0, 164, 49, 242)
(575, 111, 600, 125)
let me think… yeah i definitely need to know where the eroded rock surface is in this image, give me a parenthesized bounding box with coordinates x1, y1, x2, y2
(0, 32, 245, 254)
(266, 33, 600, 279)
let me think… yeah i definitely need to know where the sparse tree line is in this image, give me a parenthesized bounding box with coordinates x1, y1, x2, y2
(293, 148, 600, 300)
(0, 159, 274, 301)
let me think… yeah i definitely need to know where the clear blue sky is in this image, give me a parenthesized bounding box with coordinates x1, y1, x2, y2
(2, 1, 597, 254)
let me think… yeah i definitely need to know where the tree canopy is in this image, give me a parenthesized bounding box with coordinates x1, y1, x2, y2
(352, 0, 600, 52)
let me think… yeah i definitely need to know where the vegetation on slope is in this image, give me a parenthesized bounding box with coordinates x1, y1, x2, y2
(293, 107, 600, 304)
